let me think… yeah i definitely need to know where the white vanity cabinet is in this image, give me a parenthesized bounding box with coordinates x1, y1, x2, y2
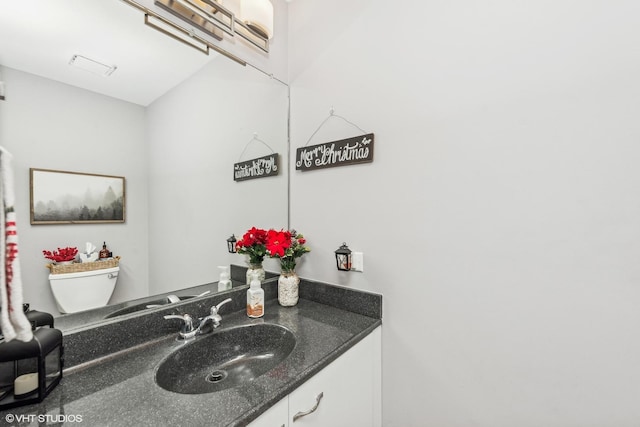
(250, 326, 381, 427)
(251, 397, 289, 427)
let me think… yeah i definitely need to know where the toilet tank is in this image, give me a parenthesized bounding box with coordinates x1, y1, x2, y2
(48, 266, 119, 314)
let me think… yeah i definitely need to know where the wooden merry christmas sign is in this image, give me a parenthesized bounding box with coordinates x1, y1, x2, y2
(295, 133, 374, 172)
(234, 153, 279, 182)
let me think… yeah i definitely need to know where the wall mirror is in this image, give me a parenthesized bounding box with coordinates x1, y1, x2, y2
(0, 0, 289, 332)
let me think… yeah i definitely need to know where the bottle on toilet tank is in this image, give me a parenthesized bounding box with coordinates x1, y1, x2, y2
(99, 242, 111, 259)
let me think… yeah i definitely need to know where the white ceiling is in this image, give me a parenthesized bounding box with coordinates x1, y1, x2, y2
(0, 0, 216, 106)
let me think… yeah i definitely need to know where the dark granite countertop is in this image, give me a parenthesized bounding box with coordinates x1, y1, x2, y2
(2, 280, 382, 426)
(53, 281, 242, 332)
(53, 264, 276, 332)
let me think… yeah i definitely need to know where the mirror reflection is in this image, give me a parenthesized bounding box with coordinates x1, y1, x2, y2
(0, 0, 289, 331)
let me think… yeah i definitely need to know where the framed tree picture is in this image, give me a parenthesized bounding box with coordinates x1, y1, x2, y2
(30, 168, 125, 225)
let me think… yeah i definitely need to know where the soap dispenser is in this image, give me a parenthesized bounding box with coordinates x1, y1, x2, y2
(99, 241, 110, 259)
(246, 278, 264, 318)
(217, 266, 232, 292)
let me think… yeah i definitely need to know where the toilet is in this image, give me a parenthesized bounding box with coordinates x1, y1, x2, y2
(49, 267, 119, 314)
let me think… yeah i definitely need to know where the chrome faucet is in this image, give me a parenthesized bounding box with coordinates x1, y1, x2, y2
(147, 291, 211, 309)
(164, 298, 232, 339)
(163, 313, 198, 339)
(197, 298, 233, 335)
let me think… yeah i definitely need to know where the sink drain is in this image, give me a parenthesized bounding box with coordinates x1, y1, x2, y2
(206, 370, 228, 383)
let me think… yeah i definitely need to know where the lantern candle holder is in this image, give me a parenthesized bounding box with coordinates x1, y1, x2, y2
(0, 327, 64, 410)
(227, 234, 237, 253)
(335, 243, 352, 271)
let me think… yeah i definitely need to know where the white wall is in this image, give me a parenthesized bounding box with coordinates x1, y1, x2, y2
(288, 1, 640, 426)
(146, 56, 289, 294)
(0, 66, 149, 315)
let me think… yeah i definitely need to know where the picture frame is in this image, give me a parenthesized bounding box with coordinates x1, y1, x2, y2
(30, 168, 125, 225)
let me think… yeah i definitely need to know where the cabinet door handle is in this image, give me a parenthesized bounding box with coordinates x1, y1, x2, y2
(293, 392, 324, 422)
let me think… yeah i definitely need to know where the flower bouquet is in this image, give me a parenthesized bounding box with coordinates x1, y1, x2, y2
(235, 227, 268, 264)
(42, 247, 78, 264)
(265, 229, 310, 307)
(236, 227, 268, 284)
(265, 229, 310, 273)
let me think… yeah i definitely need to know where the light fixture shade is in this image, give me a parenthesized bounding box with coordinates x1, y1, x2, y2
(221, 0, 241, 16)
(241, 0, 273, 39)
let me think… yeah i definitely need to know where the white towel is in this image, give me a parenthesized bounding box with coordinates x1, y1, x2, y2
(0, 146, 33, 342)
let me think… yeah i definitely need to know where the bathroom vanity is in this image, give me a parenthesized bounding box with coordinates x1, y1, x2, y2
(250, 325, 381, 426)
(1, 278, 382, 426)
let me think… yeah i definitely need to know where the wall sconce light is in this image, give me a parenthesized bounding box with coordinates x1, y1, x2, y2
(227, 234, 237, 253)
(151, 0, 272, 52)
(335, 243, 352, 271)
(144, 13, 210, 55)
(241, 0, 274, 40)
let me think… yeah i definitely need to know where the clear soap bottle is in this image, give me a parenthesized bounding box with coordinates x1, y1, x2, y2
(246, 278, 264, 318)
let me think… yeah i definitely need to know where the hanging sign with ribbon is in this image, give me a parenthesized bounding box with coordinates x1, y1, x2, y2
(295, 133, 374, 171)
(234, 153, 279, 182)
(233, 133, 279, 182)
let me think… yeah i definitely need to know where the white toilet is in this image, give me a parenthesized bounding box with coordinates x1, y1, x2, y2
(49, 267, 119, 314)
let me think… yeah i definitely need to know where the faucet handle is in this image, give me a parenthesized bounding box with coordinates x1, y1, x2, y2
(166, 294, 181, 304)
(164, 314, 197, 339)
(164, 313, 192, 322)
(195, 290, 211, 298)
(210, 298, 232, 315)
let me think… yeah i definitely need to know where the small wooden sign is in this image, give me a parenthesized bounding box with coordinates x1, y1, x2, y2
(234, 154, 279, 182)
(295, 133, 374, 172)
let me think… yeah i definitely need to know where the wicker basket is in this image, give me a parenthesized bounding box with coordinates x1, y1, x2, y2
(46, 256, 121, 275)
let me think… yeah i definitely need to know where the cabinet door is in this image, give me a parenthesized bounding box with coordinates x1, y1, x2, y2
(249, 396, 288, 427)
(288, 327, 381, 427)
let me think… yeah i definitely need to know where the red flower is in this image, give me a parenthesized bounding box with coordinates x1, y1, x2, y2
(43, 246, 78, 262)
(235, 227, 268, 264)
(265, 229, 291, 258)
(238, 227, 267, 247)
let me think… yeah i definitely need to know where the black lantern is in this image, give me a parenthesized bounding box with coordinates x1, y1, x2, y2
(335, 243, 352, 271)
(0, 327, 63, 410)
(227, 234, 237, 253)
